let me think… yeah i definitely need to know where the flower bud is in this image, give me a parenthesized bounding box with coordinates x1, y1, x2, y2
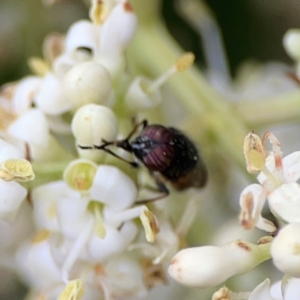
(71, 104, 118, 148)
(99, 2, 137, 55)
(63, 62, 114, 110)
(169, 239, 271, 288)
(271, 223, 300, 277)
(283, 29, 300, 61)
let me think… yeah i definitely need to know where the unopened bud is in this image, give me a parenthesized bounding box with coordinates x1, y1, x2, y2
(169, 239, 270, 288)
(140, 208, 159, 243)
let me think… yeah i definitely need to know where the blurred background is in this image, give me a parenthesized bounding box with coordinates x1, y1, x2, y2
(1, 0, 300, 86)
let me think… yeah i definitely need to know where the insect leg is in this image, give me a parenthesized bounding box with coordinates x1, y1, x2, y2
(120, 119, 148, 143)
(78, 143, 139, 168)
(136, 174, 169, 204)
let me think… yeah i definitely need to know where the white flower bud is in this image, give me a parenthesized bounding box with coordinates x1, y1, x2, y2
(271, 223, 300, 277)
(100, 2, 137, 55)
(34, 72, 71, 115)
(71, 104, 118, 148)
(283, 29, 300, 61)
(63, 62, 114, 110)
(169, 239, 271, 288)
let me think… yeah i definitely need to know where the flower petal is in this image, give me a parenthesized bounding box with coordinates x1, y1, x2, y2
(248, 279, 273, 300)
(268, 182, 300, 223)
(90, 165, 137, 210)
(0, 180, 27, 222)
(7, 108, 49, 147)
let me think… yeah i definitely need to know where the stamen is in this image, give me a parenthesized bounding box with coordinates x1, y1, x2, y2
(239, 192, 254, 230)
(62, 218, 94, 283)
(147, 52, 195, 94)
(58, 279, 84, 300)
(243, 132, 265, 173)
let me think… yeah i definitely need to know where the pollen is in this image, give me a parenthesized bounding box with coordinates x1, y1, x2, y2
(31, 229, 50, 244)
(175, 52, 195, 72)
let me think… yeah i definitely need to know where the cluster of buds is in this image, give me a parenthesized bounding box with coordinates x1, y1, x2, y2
(0, 0, 197, 299)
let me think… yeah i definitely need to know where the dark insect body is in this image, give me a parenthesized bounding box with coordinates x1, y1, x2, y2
(79, 120, 208, 202)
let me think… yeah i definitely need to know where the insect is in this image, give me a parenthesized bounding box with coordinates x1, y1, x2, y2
(79, 120, 208, 202)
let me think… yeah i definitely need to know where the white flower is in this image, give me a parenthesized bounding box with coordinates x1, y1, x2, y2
(247, 277, 300, 300)
(31, 162, 158, 285)
(239, 132, 300, 232)
(55, 1, 137, 80)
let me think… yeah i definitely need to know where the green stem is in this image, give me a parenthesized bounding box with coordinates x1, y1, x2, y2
(235, 90, 300, 128)
(22, 160, 71, 190)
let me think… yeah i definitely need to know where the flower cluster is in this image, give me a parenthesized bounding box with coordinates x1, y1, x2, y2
(0, 0, 197, 299)
(3, 0, 300, 299)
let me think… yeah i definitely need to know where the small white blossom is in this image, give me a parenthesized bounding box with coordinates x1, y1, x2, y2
(239, 132, 300, 232)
